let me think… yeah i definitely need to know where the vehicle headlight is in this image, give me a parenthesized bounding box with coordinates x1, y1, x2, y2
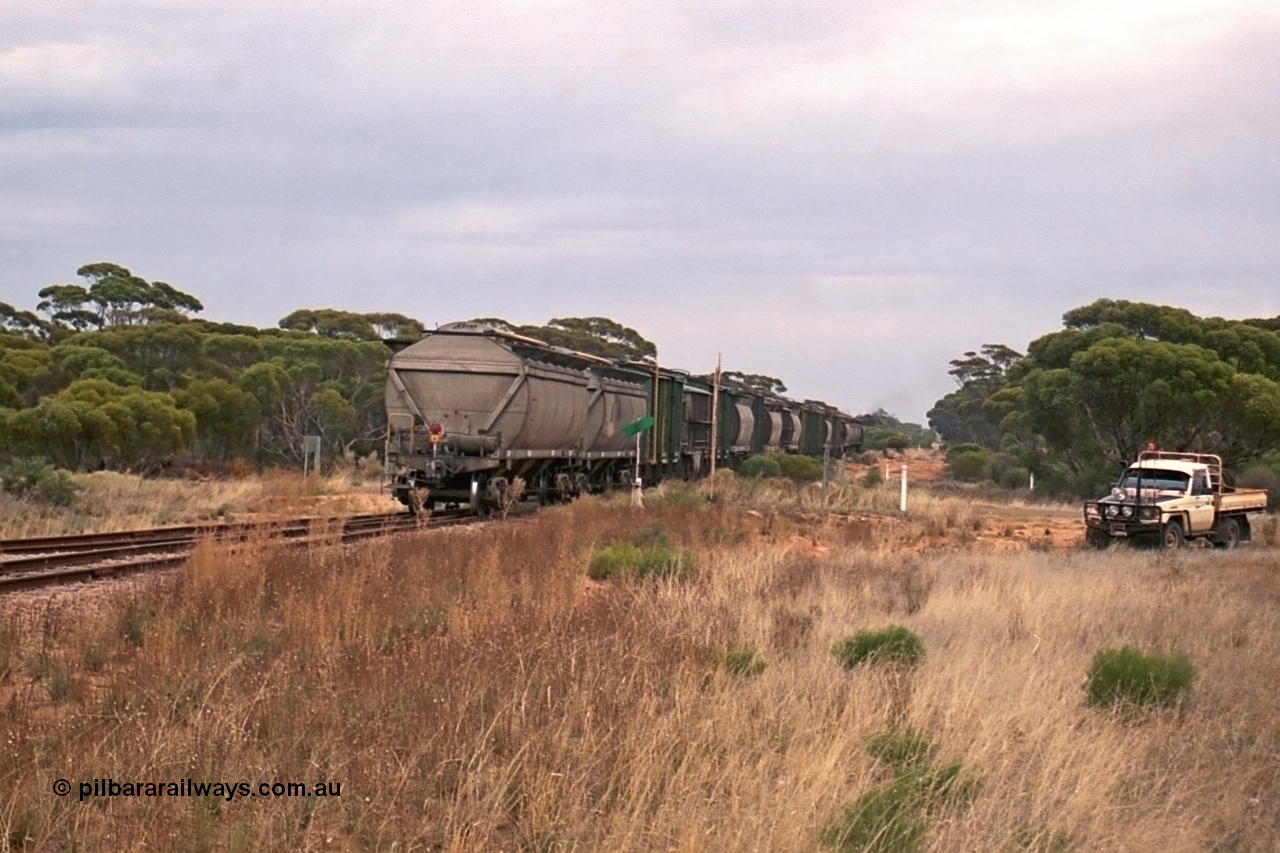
(1106, 504, 1119, 518)
(1140, 506, 1158, 520)
(1121, 505, 1133, 518)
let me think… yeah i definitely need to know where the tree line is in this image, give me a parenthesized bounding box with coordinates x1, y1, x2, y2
(1, 263, 421, 471)
(0, 264, 675, 475)
(928, 299, 1280, 495)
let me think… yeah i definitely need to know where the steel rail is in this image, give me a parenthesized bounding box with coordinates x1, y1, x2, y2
(0, 510, 474, 593)
(0, 512, 415, 556)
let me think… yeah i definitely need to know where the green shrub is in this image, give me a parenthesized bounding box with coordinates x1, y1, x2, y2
(944, 442, 986, 461)
(724, 647, 766, 677)
(775, 453, 824, 483)
(587, 525, 695, 581)
(635, 545, 694, 580)
(1084, 645, 1195, 711)
(820, 775, 928, 853)
(864, 426, 914, 452)
(588, 542, 639, 579)
(0, 380, 20, 409)
(999, 466, 1030, 490)
(860, 466, 884, 488)
(882, 432, 911, 451)
(1024, 457, 1124, 500)
(824, 726, 981, 853)
(738, 454, 781, 479)
(866, 728, 939, 770)
(1, 458, 42, 496)
(983, 452, 1019, 483)
(832, 626, 925, 669)
(1070, 462, 1126, 500)
(37, 470, 80, 506)
(948, 450, 990, 481)
(0, 458, 81, 506)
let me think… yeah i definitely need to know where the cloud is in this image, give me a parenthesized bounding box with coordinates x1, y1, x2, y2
(1, 0, 1278, 420)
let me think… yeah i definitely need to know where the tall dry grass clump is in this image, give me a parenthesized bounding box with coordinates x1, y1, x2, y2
(0, 468, 401, 539)
(2, 494, 1278, 850)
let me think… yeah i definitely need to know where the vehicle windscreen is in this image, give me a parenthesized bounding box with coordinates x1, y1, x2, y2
(1118, 469, 1189, 493)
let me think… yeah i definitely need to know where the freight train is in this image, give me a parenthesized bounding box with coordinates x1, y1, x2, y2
(383, 322, 863, 514)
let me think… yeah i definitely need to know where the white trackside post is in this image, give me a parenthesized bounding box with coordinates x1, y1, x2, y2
(632, 431, 644, 507)
(900, 464, 908, 513)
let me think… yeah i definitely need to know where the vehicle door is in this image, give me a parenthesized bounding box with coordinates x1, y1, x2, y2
(1186, 470, 1216, 534)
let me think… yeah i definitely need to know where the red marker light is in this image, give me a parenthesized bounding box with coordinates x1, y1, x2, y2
(429, 422, 443, 435)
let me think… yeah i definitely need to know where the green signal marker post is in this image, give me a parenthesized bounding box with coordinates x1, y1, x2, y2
(623, 415, 655, 507)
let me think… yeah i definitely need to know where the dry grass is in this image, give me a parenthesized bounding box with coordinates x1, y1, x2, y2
(705, 463, 1059, 516)
(1, 490, 1278, 851)
(0, 465, 400, 539)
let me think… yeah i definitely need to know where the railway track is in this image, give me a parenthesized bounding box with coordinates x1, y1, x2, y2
(0, 510, 472, 593)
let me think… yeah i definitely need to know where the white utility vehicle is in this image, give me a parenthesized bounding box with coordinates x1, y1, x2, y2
(1083, 451, 1268, 548)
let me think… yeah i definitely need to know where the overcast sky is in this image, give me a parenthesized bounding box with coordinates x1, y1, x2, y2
(3, 1, 1278, 421)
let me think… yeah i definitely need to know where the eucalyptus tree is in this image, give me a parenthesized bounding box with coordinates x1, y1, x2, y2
(932, 299, 1280, 494)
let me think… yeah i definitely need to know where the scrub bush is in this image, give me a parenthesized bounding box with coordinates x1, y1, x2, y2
(739, 454, 781, 479)
(866, 728, 939, 771)
(1, 458, 80, 506)
(832, 626, 925, 669)
(999, 467, 1030, 490)
(819, 775, 929, 853)
(723, 647, 766, 677)
(1084, 645, 1195, 711)
(775, 453, 824, 483)
(821, 736, 978, 853)
(947, 450, 989, 482)
(587, 524, 695, 581)
(983, 452, 1019, 483)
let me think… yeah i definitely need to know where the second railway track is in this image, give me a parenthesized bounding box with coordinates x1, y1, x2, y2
(0, 510, 473, 593)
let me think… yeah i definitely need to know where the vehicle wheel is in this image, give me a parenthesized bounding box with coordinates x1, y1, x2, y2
(1214, 517, 1241, 549)
(1159, 519, 1185, 549)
